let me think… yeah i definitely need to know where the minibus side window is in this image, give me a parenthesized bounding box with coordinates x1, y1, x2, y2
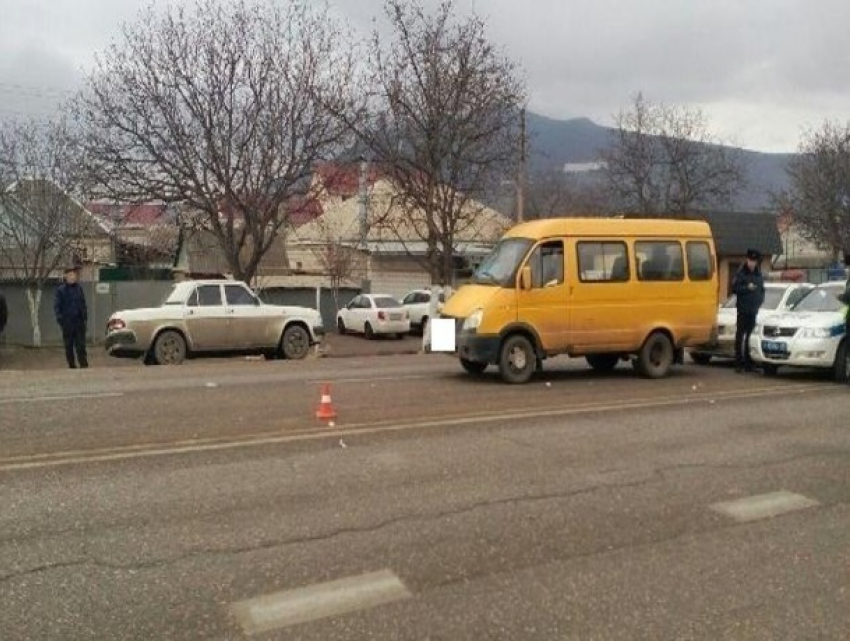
(577, 242, 630, 282)
(528, 241, 564, 288)
(635, 241, 685, 281)
(686, 241, 714, 280)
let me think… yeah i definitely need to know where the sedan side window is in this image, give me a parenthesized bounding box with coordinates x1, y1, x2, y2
(197, 285, 223, 307)
(225, 285, 257, 306)
(186, 289, 200, 307)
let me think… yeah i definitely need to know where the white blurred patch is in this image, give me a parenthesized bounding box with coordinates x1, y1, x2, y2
(429, 318, 456, 352)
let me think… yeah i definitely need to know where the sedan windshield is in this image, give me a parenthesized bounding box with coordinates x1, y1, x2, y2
(472, 237, 533, 287)
(792, 286, 844, 313)
(373, 296, 402, 308)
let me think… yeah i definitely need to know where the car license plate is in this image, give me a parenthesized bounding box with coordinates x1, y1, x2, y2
(390, 313, 403, 321)
(762, 340, 788, 354)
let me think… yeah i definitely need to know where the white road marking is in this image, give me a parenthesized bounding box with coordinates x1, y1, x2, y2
(0, 383, 835, 472)
(0, 392, 124, 405)
(304, 373, 435, 385)
(711, 491, 820, 522)
(230, 569, 412, 634)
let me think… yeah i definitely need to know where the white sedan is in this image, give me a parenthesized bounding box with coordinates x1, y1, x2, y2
(690, 281, 814, 364)
(401, 289, 446, 334)
(336, 294, 411, 339)
(750, 281, 848, 380)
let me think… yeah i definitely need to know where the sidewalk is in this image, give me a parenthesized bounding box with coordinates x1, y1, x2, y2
(0, 333, 425, 371)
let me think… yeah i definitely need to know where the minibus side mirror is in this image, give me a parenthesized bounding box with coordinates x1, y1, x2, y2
(519, 266, 532, 290)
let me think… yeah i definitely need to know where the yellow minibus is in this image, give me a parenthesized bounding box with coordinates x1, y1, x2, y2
(440, 218, 719, 383)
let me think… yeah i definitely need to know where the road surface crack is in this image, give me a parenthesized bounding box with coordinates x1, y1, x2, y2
(0, 453, 841, 585)
(0, 473, 664, 584)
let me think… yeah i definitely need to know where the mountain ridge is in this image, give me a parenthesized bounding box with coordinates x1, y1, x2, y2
(524, 112, 793, 211)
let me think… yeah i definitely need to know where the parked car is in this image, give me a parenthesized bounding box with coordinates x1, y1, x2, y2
(401, 289, 446, 334)
(336, 294, 410, 339)
(104, 280, 324, 365)
(749, 281, 848, 380)
(690, 281, 814, 364)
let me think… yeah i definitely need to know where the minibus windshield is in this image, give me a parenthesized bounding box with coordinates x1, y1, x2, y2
(471, 237, 533, 287)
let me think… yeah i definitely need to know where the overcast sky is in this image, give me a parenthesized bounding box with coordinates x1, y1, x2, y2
(1, 0, 848, 154)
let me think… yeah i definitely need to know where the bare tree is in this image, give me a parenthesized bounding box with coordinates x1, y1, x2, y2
(601, 93, 747, 215)
(339, 0, 525, 285)
(525, 169, 612, 219)
(781, 120, 850, 259)
(308, 216, 365, 312)
(76, 0, 357, 283)
(0, 118, 87, 346)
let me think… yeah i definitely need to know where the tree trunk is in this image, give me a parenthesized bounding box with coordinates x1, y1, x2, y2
(25, 286, 43, 348)
(441, 244, 454, 288)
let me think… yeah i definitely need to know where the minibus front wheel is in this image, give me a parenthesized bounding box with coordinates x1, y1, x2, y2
(499, 334, 537, 384)
(635, 331, 675, 379)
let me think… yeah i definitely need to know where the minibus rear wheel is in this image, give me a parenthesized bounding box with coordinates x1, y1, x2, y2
(636, 331, 674, 379)
(499, 334, 537, 384)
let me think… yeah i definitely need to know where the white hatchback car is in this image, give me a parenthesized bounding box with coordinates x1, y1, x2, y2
(690, 282, 814, 364)
(336, 294, 411, 339)
(750, 281, 849, 380)
(401, 289, 446, 335)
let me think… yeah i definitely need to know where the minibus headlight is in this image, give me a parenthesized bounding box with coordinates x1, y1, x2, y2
(463, 308, 484, 331)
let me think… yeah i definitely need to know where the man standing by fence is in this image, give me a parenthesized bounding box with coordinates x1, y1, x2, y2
(54, 266, 89, 369)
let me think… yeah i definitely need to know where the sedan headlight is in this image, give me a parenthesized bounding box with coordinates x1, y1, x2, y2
(462, 308, 484, 331)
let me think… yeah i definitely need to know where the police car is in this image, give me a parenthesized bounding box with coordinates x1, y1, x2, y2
(690, 281, 813, 364)
(749, 281, 849, 380)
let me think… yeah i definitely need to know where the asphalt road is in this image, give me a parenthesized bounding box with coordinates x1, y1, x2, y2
(1, 355, 848, 639)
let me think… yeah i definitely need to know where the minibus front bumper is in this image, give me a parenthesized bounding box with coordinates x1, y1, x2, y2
(456, 330, 500, 364)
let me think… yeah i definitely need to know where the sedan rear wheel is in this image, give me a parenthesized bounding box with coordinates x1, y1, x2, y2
(364, 322, 375, 340)
(153, 330, 186, 366)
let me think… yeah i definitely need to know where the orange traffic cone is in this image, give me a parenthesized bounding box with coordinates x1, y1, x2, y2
(315, 383, 337, 422)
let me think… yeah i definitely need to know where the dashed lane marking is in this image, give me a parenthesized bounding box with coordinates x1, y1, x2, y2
(710, 491, 820, 522)
(230, 569, 412, 634)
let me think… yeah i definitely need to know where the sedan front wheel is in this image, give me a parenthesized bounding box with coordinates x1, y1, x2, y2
(282, 325, 311, 360)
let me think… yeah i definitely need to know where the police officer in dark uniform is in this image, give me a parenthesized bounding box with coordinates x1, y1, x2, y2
(732, 248, 765, 373)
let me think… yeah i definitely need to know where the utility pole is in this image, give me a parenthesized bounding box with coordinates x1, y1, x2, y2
(517, 106, 526, 222)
